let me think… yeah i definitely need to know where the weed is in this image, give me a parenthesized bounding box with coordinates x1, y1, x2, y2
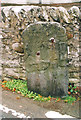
(1, 79, 80, 103)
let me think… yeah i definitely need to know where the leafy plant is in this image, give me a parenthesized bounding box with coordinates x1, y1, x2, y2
(63, 95, 76, 104)
(68, 83, 80, 97)
(1, 79, 51, 102)
(1, 80, 80, 103)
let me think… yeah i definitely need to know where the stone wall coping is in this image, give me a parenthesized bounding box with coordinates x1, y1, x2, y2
(1, 0, 81, 4)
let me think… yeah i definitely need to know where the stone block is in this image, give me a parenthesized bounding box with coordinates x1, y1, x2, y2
(12, 42, 24, 53)
(23, 22, 68, 97)
(69, 78, 80, 84)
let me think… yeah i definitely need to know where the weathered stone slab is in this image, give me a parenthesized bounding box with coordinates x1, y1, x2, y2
(22, 22, 68, 97)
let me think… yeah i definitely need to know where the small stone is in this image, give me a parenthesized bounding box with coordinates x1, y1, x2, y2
(68, 6, 80, 17)
(66, 32, 73, 39)
(19, 105, 22, 108)
(57, 7, 70, 23)
(79, 12, 81, 20)
(69, 79, 80, 83)
(17, 91, 21, 94)
(12, 43, 24, 53)
(16, 96, 20, 99)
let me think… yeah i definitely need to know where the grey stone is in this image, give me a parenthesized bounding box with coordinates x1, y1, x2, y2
(22, 22, 68, 97)
(69, 78, 80, 84)
(1, 0, 81, 4)
(4, 68, 20, 79)
(68, 6, 80, 17)
(3, 60, 20, 68)
(79, 12, 81, 20)
(12, 42, 24, 53)
(57, 7, 70, 23)
(47, 7, 59, 22)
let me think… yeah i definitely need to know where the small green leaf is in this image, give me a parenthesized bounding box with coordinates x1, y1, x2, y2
(70, 89, 73, 93)
(73, 86, 76, 89)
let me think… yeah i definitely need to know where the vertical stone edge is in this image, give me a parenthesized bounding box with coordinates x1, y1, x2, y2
(79, 6, 81, 119)
(0, 1, 2, 118)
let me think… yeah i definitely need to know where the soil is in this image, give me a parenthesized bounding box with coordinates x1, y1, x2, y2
(2, 86, 81, 118)
(32, 98, 81, 118)
(31, 85, 81, 118)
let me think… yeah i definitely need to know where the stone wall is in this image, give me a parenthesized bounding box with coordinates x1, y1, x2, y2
(1, 5, 81, 86)
(1, 0, 81, 4)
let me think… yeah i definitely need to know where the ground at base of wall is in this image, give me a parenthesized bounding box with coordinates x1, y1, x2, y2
(1, 79, 81, 118)
(2, 87, 81, 118)
(33, 98, 81, 118)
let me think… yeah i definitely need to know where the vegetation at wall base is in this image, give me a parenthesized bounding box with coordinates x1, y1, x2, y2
(1, 79, 81, 104)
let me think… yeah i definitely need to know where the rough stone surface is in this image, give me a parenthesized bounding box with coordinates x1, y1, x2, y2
(22, 22, 68, 97)
(0, 27, 3, 80)
(12, 42, 24, 53)
(1, 0, 81, 4)
(1, 6, 80, 87)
